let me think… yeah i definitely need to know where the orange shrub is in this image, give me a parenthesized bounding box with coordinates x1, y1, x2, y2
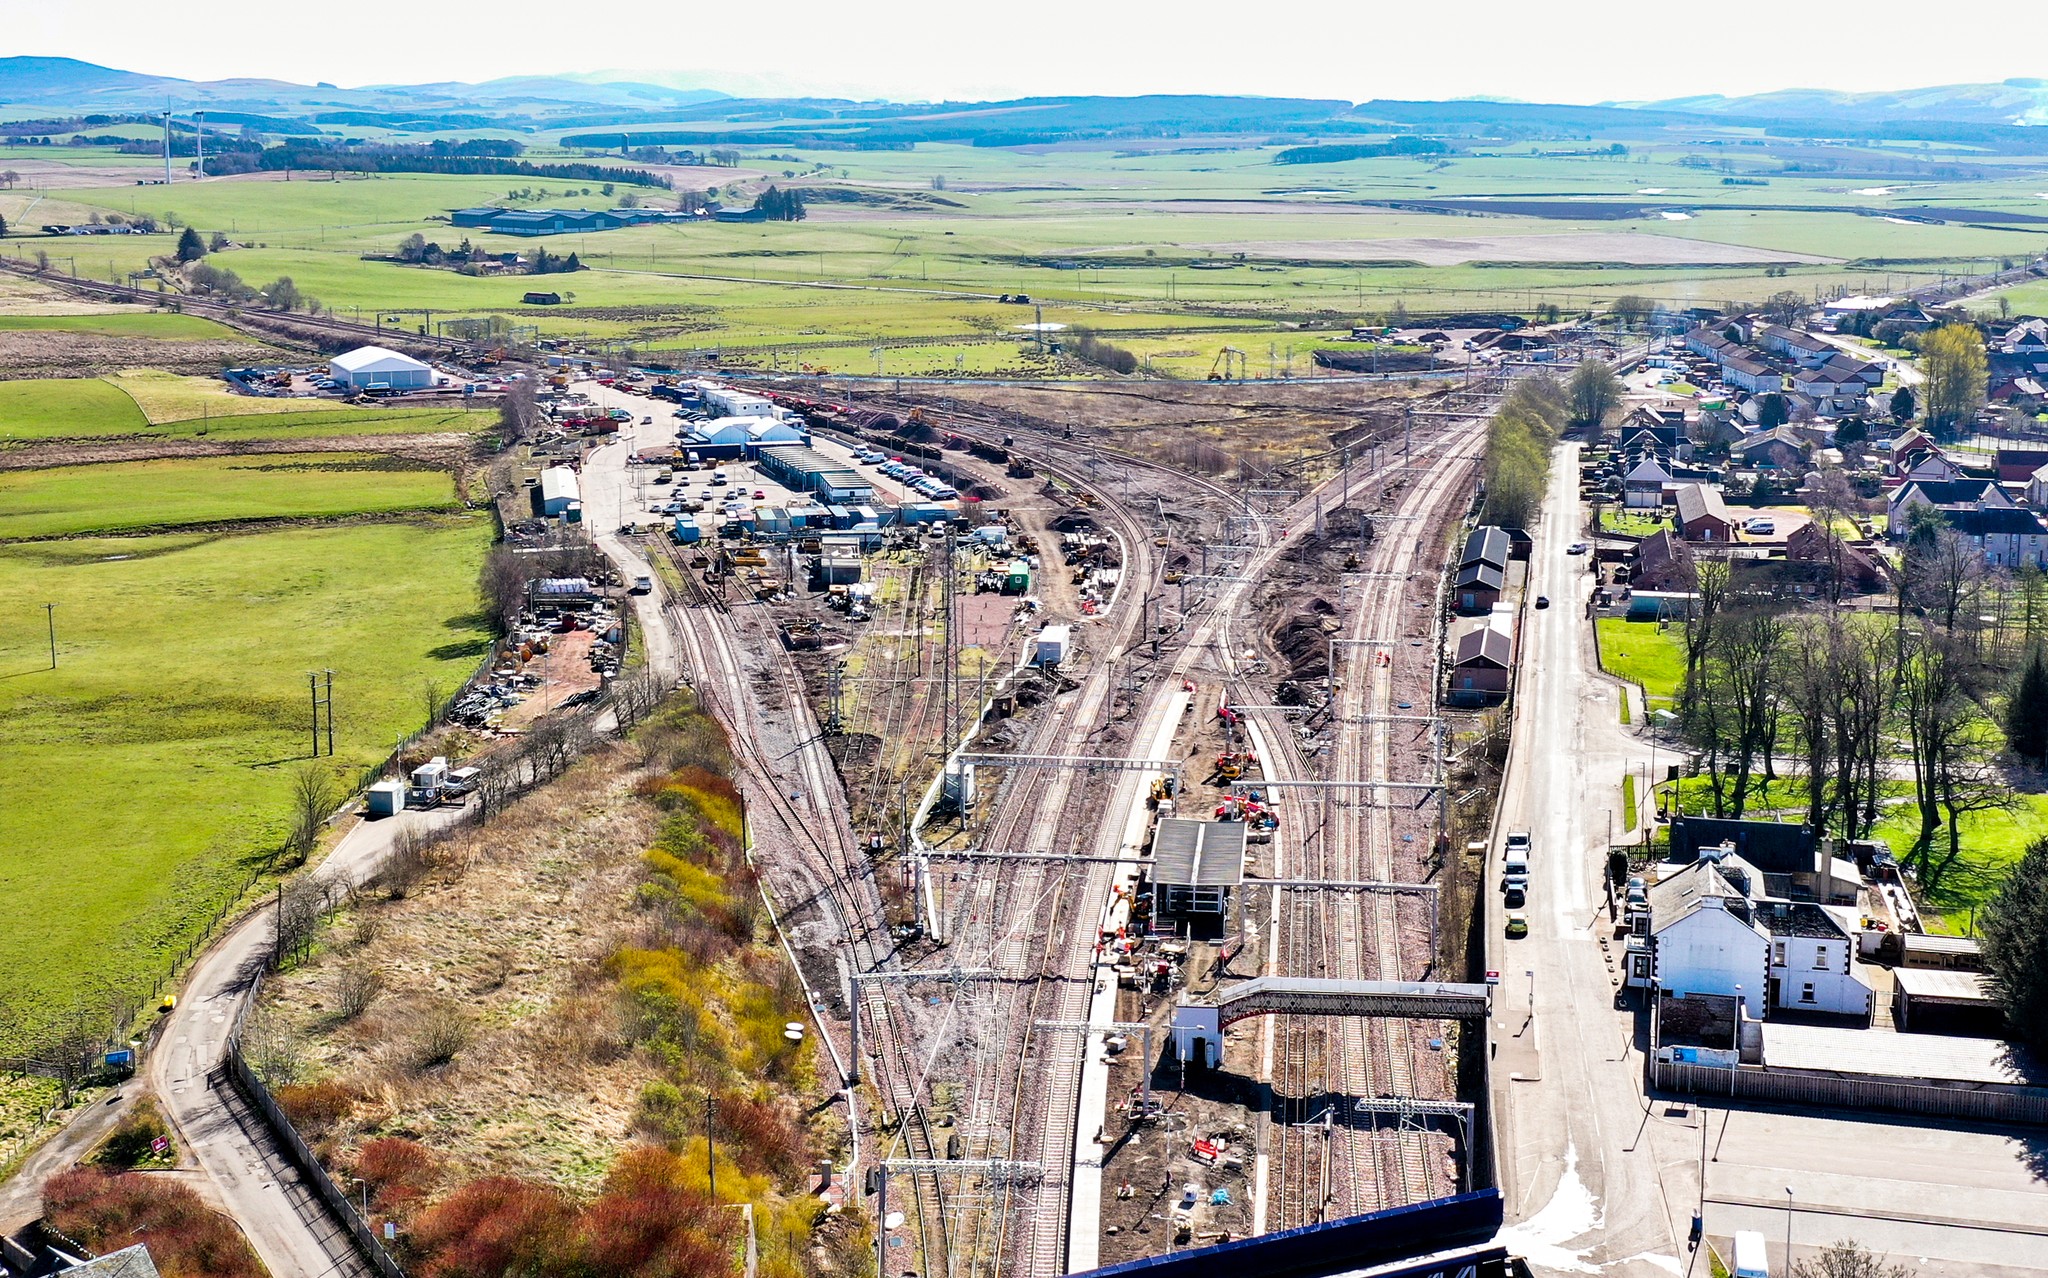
(43, 1167, 263, 1278)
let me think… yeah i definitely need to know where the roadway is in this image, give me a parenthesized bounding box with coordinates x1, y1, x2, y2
(1490, 444, 2048, 1277)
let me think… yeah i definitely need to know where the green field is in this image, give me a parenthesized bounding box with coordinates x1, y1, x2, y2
(0, 453, 460, 539)
(0, 517, 495, 1054)
(0, 312, 238, 339)
(0, 374, 493, 440)
(0, 377, 148, 438)
(1596, 617, 1687, 708)
(0, 133, 2032, 375)
(1872, 794, 2048, 931)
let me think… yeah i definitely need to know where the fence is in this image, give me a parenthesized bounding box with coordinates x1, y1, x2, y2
(1652, 1056, 2048, 1125)
(222, 969, 406, 1278)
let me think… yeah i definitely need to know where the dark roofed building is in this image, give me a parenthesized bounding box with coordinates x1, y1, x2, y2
(1453, 561, 1504, 613)
(1669, 816, 1818, 877)
(1461, 526, 1511, 571)
(1997, 447, 2048, 483)
(1947, 505, 2048, 569)
(1450, 624, 1512, 701)
(1783, 522, 1884, 593)
(1674, 483, 1735, 541)
(1632, 529, 1694, 591)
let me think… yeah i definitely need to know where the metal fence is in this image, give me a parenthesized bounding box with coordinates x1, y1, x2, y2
(223, 968, 406, 1278)
(1652, 1056, 2048, 1125)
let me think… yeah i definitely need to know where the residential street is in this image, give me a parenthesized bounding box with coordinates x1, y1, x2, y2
(1490, 444, 2048, 1277)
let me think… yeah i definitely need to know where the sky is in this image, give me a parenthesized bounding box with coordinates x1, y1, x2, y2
(10, 0, 2047, 104)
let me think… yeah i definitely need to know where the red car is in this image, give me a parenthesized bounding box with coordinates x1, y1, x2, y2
(753, 489, 766, 499)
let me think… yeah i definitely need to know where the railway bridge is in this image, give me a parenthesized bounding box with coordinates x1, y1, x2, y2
(1171, 977, 1491, 1066)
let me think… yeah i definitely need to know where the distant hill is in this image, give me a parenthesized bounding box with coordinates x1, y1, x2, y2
(1626, 78, 2048, 127)
(0, 55, 182, 101)
(0, 55, 729, 118)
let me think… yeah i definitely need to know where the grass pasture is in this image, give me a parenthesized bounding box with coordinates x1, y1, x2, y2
(0, 373, 493, 440)
(0, 377, 147, 439)
(0, 313, 237, 340)
(0, 517, 495, 1054)
(0, 453, 460, 540)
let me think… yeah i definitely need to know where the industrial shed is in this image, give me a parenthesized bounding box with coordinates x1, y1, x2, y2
(1894, 968, 2003, 1036)
(1149, 818, 1245, 917)
(756, 444, 875, 503)
(538, 466, 582, 517)
(329, 345, 434, 391)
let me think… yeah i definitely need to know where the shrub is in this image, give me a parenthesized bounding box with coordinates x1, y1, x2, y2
(408, 1000, 471, 1071)
(354, 1136, 442, 1217)
(93, 1103, 172, 1169)
(43, 1167, 263, 1278)
(408, 1176, 579, 1278)
(274, 1079, 356, 1139)
(333, 966, 382, 1023)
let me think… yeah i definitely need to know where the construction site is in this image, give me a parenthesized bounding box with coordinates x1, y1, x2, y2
(603, 364, 1523, 1278)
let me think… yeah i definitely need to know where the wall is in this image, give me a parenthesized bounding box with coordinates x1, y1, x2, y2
(1651, 1057, 2048, 1126)
(1655, 909, 1768, 1020)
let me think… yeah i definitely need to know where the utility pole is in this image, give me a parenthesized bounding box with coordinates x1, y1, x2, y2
(195, 110, 204, 179)
(707, 1094, 718, 1204)
(161, 109, 172, 187)
(325, 669, 335, 756)
(44, 603, 56, 669)
(309, 672, 322, 758)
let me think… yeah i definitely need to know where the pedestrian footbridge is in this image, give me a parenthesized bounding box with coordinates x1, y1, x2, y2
(1172, 977, 1491, 1065)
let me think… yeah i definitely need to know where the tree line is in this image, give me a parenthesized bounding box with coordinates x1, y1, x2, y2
(1669, 516, 2048, 894)
(1481, 361, 1623, 527)
(749, 185, 807, 221)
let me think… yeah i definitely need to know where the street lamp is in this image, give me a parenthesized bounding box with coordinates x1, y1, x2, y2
(1784, 1185, 1795, 1272)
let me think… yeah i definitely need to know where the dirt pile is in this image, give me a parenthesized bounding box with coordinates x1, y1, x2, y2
(1272, 597, 1340, 682)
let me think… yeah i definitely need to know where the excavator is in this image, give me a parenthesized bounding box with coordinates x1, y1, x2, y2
(1207, 347, 1248, 381)
(1213, 750, 1259, 782)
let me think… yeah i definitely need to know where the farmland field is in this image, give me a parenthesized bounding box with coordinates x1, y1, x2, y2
(0, 373, 492, 440)
(0, 312, 237, 339)
(0, 453, 460, 539)
(3, 131, 2036, 375)
(0, 376, 147, 438)
(0, 516, 495, 1055)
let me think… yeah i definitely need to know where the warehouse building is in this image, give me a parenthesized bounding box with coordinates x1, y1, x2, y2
(329, 345, 435, 391)
(756, 444, 875, 503)
(680, 415, 809, 461)
(695, 382, 782, 419)
(539, 466, 582, 517)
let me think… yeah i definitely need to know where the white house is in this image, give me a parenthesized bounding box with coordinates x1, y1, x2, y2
(329, 345, 435, 391)
(1755, 902, 1872, 1020)
(694, 382, 782, 420)
(1623, 457, 1673, 509)
(1648, 861, 1770, 1021)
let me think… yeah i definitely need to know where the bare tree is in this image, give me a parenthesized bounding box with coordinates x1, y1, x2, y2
(497, 377, 539, 446)
(1679, 554, 1732, 706)
(274, 877, 329, 968)
(1904, 526, 1983, 634)
(1898, 628, 2009, 887)
(285, 765, 339, 866)
(480, 543, 531, 636)
(408, 1000, 472, 1071)
(1793, 1239, 1914, 1278)
(611, 669, 666, 732)
(333, 967, 382, 1023)
(1686, 606, 1787, 815)
(421, 677, 448, 727)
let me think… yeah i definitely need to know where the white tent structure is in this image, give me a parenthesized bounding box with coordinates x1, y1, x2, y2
(329, 345, 434, 391)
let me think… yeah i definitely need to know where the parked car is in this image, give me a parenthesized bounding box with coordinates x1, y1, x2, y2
(753, 489, 767, 499)
(1504, 884, 1527, 909)
(1536, 596, 1550, 608)
(1568, 542, 1588, 555)
(1505, 913, 1529, 939)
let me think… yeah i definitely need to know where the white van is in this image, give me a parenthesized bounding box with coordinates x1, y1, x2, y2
(1731, 1229, 1769, 1278)
(1503, 855, 1530, 889)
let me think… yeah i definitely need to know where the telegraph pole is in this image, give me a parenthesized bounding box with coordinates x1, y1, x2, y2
(44, 603, 56, 668)
(325, 669, 336, 756)
(706, 1094, 718, 1204)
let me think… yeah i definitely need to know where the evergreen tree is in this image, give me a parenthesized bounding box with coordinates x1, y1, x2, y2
(175, 227, 206, 262)
(1980, 835, 2048, 1054)
(1890, 384, 1916, 423)
(2008, 644, 2048, 766)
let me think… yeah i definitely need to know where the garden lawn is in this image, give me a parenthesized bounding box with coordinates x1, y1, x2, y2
(1872, 792, 2048, 932)
(1596, 617, 1686, 709)
(1599, 509, 1668, 536)
(0, 454, 459, 539)
(0, 377, 147, 439)
(0, 517, 496, 1054)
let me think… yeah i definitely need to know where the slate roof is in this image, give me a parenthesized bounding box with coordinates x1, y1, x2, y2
(1453, 625, 1511, 668)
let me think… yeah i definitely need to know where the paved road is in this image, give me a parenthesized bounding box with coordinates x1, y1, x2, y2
(1489, 445, 2048, 1277)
